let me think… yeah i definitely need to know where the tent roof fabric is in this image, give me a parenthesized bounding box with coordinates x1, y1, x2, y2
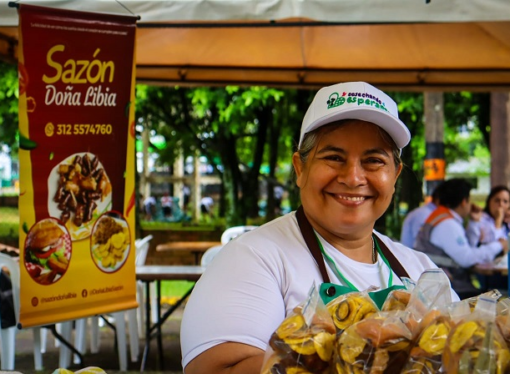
(2, 0, 510, 91)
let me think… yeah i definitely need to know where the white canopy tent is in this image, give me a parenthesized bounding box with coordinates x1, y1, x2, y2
(1, 0, 510, 90)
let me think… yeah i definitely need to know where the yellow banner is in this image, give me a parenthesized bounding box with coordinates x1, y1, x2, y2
(17, 4, 138, 328)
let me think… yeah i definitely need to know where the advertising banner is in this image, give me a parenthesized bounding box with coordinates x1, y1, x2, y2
(17, 4, 138, 328)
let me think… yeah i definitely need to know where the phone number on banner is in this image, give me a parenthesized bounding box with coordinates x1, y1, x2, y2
(45, 123, 113, 136)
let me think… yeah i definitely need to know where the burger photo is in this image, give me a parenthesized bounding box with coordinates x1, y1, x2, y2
(24, 218, 70, 284)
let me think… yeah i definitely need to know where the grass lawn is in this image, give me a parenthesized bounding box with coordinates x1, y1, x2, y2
(160, 280, 196, 304)
(0, 206, 19, 239)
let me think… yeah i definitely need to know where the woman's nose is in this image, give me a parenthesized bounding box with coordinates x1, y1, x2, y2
(337, 161, 366, 187)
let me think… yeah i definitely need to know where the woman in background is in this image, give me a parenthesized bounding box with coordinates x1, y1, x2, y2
(467, 185, 510, 247)
(467, 185, 510, 290)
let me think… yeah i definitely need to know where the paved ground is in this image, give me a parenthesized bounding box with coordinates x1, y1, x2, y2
(11, 306, 186, 374)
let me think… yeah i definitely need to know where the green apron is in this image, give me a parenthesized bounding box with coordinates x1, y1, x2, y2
(295, 206, 410, 309)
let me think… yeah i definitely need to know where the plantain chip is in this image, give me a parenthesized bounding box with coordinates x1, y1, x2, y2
(277, 314, 305, 340)
(450, 321, 479, 354)
(284, 335, 310, 345)
(289, 339, 316, 355)
(313, 331, 335, 361)
(385, 339, 410, 352)
(329, 295, 376, 331)
(339, 330, 367, 365)
(286, 366, 313, 374)
(419, 322, 450, 355)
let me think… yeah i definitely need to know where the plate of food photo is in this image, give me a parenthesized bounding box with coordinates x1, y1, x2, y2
(47, 152, 112, 241)
(24, 218, 71, 285)
(91, 212, 131, 273)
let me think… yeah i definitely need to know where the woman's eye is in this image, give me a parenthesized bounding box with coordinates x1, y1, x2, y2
(323, 155, 343, 162)
(365, 158, 385, 165)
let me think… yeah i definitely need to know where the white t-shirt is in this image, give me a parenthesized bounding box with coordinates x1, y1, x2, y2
(400, 202, 436, 248)
(430, 209, 503, 268)
(467, 211, 509, 246)
(180, 211, 457, 369)
(200, 196, 214, 208)
(161, 195, 172, 208)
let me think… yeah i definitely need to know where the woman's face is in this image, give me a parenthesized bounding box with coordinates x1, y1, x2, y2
(489, 190, 510, 217)
(293, 121, 402, 238)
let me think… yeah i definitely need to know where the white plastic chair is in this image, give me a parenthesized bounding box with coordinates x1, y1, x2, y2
(200, 245, 224, 267)
(220, 226, 258, 244)
(0, 253, 44, 370)
(134, 235, 153, 338)
(73, 236, 155, 368)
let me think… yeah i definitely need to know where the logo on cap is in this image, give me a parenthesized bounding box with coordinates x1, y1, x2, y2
(326, 91, 388, 113)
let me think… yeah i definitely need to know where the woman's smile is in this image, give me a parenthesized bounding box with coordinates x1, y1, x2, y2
(330, 193, 369, 205)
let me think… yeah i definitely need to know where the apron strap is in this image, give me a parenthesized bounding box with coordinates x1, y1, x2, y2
(374, 234, 410, 279)
(296, 205, 411, 282)
(296, 206, 331, 283)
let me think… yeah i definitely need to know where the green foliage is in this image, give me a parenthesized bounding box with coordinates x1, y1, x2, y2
(0, 61, 19, 153)
(0, 57, 494, 228)
(135, 85, 298, 225)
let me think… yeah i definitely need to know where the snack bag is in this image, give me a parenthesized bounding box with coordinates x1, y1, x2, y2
(326, 291, 378, 336)
(443, 296, 510, 374)
(401, 308, 454, 374)
(381, 289, 411, 312)
(464, 289, 502, 312)
(261, 285, 336, 374)
(405, 269, 453, 325)
(333, 310, 413, 373)
(496, 297, 510, 347)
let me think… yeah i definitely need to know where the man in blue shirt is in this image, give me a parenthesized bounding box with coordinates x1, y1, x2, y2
(400, 182, 444, 248)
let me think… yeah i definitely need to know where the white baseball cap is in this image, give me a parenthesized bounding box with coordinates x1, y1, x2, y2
(299, 81, 411, 150)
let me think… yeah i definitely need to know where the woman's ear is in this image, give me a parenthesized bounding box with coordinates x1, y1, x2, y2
(393, 163, 403, 193)
(292, 152, 304, 188)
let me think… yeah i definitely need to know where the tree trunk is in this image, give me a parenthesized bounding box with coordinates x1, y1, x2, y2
(490, 92, 510, 188)
(243, 106, 271, 218)
(288, 89, 311, 210)
(221, 134, 244, 225)
(265, 103, 282, 221)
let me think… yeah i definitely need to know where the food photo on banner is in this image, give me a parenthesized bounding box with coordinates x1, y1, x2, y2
(17, 4, 138, 328)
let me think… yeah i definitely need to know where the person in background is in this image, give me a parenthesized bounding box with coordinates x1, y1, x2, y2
(0, 271, 15, 329)
(466, 185, 510, 247)
(161, 191, 173, 219)
(181, 81, 458, 374)
(274, 185, 284, 215)
(182, 184, 191, 214)
(414, 178, 508, 298)
(399, 182, 445, 248)
(200, 196, 214, 221)
(505, 205, 510, 226)
(143, 195, 156, 221)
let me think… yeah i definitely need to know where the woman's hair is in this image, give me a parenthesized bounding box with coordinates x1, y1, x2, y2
(296, 120, 402, 169)
(483, 185, 510, 218)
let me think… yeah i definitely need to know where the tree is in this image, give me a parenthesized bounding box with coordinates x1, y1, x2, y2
(135, 85, 296, 226)
(0, 61, 19, 153)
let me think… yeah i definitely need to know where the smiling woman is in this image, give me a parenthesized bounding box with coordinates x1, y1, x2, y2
(180, 82, 460, 374)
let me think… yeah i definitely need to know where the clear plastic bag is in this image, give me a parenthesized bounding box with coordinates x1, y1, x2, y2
(261, 285, 336, 374)
(333, 310, 413, 373)
(443, 296, 510, 374)
(401, 308, 453, 374)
